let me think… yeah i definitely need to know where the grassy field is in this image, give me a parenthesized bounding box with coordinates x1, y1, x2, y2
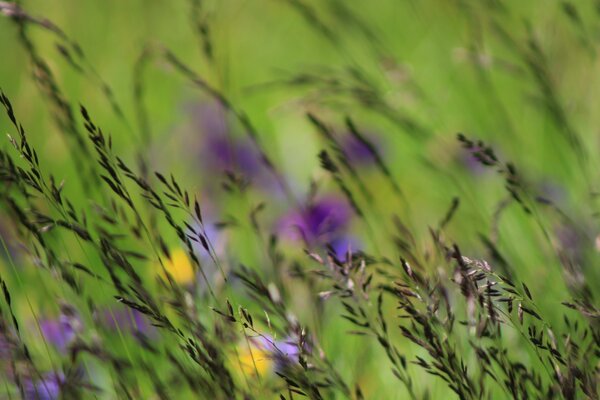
(0, 1, 598, 399)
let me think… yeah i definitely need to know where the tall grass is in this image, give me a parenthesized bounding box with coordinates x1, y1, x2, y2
(0, 0, 598, 399)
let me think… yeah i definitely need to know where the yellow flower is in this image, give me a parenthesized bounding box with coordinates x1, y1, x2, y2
(237, 339, 273, 377)
(160, 248, 195, 285)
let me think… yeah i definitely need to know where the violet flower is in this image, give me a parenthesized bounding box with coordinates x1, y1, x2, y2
(245, 335, 305, 374)
(22, 372, 64, 400)
(187, 102, 267, 183)
(269, 337, 303, 372)
(338, 132, 378, 166)
(97, 307, 152, 336)
(460, 151, 487, 175)
(38, 318, 76, 352)
(329, 235, 361, 260)
(277, 196, 352, 249)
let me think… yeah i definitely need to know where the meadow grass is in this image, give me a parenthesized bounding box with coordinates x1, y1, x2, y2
(0, 0, 598, 398)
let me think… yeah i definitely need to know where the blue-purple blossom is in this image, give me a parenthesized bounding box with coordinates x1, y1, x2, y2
(460, 151, 487, 175)
(188, 102, 263, 179)
(186, 210, 231, 291)
(38, 316, 76, 352)
(278, 196, 352, 248)
(329, 236, 361, 260)
(339, 133, 378, 166)
(250, 335, 304, 373)
(97, 307, 152, 335)
(23, 372, 64, 400)
(202, 130, 263, 177)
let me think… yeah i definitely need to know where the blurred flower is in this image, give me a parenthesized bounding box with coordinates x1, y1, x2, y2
(329, 236, 361, 260)
(97, 307, 151, 336)
(39, 318, 76, 352)
(38, 305, 80, 353)
(238, 339, 271, 377)
(159, 248, 195, 285)
(23, 372, 64, 400)
(338, 133, 378, 167)
(187, 102, 272, 188)
(278, 196, 352, 249)
(189, 214, 222, 261)
(238, 335, 302, 377)
(459, 151, 487, 175)
(202, 130, 262, 177)
(188, 217, 228, 291)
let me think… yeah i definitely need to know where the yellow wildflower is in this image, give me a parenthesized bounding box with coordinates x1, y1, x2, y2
(237, 338, 273, 377)
(160, 248, 195, 285)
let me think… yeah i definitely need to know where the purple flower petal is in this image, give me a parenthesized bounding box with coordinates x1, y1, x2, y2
(339, 133, 378, 166)
(38, 318, 75, 352)
(188, 102, 263, 177)
(98, 307, 151, 335)
(251, 335, 305, 372)
(460, 151, 487, 175)
(329, 236, 361, 260)
(278, 196, 352, 247)
(23, 372, 63, 400)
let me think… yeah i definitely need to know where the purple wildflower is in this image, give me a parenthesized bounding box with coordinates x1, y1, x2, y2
(38, 318, 76, 352)
(203, 131, 263, 176)
(188, 102, 263, 179)
(329, 236, 361, 260)
(278, 196, 352, 248)
(97, 307, 152, 336)
(251, 335, 305, 373)
(339, 132, 378, 166)
(23, 372, 64, 400)
(186, 207, 232, 291)
(460, 151, 487, 175)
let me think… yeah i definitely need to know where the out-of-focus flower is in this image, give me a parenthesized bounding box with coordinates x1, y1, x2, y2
(277, 196, 352, 249)
(188, 216, 228, 291)
(38, 318, 76, 352)
(238, 335, 302, 377)
(38, 304, 80, 353)
(97, 307, 151, 335)
(23, 372, 64, 400)
(459, 151, 487, 175)
(159, 248, 195, 285)
(329, 236, 361, 260)
(238, 339, 271, 377)
(202, 130, 262, 178)
(187, 102, 272, 188)
(338, 133, 378, 167)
